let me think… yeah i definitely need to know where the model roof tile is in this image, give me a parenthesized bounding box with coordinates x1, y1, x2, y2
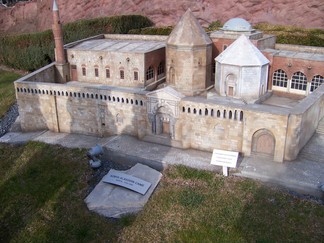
(166, 9, 212, 47)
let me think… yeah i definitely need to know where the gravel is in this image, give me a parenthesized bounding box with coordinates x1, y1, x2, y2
(0, 103, 19, 137)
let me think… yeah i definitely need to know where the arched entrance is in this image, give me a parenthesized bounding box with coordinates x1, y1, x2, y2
(225, 74, 236, 96)
(152, 106, 175, 139)
(252, 129, 275, 157)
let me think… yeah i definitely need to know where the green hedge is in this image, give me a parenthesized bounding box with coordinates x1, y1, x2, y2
(253, 23, 324, 47)
(128, 26, 173, 35)
(0, 15, 153, 71)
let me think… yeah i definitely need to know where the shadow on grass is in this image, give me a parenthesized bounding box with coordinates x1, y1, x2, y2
(0, 142, 123, 242)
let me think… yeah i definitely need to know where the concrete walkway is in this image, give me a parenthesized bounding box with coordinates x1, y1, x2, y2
(1, 129, 323, 199)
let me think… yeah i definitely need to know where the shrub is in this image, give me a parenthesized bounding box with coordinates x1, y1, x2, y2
(0, 15, 153, 71)
(128, 26, 173, 35)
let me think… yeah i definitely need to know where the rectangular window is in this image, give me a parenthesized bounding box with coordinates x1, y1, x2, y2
(134, 71, 138, 81)
(120, 70, 124, 79)
(95, 68, 99, 77)
(106, 69, 110, 78)
(82, 67, 86, 76)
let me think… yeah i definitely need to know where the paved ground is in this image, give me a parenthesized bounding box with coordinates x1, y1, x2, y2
(1, 128, 323, 200)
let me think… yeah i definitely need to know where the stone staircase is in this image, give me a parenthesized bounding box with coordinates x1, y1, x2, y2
(298, 118, 324, 162)
(316, 117, 324, 135)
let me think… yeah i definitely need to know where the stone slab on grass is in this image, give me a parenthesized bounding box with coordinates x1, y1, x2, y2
(85, 163, 162, 218)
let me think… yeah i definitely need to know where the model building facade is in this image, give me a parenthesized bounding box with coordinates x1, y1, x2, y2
(15, 1, 324, 162)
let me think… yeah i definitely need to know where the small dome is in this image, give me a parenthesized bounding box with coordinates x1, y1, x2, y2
(222, 18, 253, 32)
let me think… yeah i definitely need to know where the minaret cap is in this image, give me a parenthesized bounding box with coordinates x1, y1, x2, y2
(53, 0, 59, 11)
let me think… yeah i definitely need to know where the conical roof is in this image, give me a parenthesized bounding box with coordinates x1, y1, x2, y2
(53, 0, 58, 11)
(167, 9, 212, 47)
(216, 35, 269, 66)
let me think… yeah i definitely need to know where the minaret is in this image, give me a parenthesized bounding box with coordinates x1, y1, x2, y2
(52, 0, 69, 83)
(52, 0, 65, 64)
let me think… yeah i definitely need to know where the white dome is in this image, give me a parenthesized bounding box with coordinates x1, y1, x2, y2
(222, 18, 253, 32)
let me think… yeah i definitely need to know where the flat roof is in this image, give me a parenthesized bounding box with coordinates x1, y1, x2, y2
(68, 39, 165, 53)
(263, 48, 324, 62)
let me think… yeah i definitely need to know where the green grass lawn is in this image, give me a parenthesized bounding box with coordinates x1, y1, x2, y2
(0, 69, 21, 117)
(0, 142, 125, 242)
(1, 142, 323, 242)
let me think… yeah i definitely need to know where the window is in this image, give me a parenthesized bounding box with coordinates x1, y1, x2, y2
(310, 75, 324, 92)
(120, 70, 124, 79)
(95, 68, 99, 77)
(82, 67, 86, 76)
(223, 45, 228, 51)
(291, 72, 307, 91)
(106, 68, 110, 78)
(157, 62, 164, 76)
(272, 69, 288, 87)
(134, 71, 138, 81)
(146, 66, 154, 81)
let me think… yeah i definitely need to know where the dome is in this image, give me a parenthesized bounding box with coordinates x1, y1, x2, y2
(222, 18, 253, 32)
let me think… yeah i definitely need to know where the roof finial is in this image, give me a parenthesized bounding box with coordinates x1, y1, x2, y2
(53, 0, 59, 11)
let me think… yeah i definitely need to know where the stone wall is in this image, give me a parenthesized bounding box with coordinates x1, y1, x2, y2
(179, 99, 244, 152)
(14, 65, 324, 162)
(15, 79, 148, 137)
(1, 0, 323, 36)
(285, 85, 324, 160)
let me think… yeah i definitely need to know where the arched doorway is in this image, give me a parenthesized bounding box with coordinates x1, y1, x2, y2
(225, 74, 236, 96)
(153, 106, 175, 139)
(252, 129, 275, 157)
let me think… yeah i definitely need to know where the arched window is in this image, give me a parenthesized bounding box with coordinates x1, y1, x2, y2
(134, 71, 139, 81)
(94, 66, 99, 77)
(82, 66, 86, 76)
(120, 69, 125, 79)
(272, 69, 288, 87)
(291, 72, 307, 91)
(146, 66, 154, 81)
(157, 62, 165, 77)
(106, 68, 110, 78)
(205, 108, 208, 116)
(310, 75, 324, 92)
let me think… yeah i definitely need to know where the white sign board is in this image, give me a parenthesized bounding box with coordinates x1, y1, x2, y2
(210, 149, 239, 168)
(103, 169, 152, 195)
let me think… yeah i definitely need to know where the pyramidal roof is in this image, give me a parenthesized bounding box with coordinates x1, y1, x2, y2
(216, 35, 269, 66)
(167, 9, 212, 47)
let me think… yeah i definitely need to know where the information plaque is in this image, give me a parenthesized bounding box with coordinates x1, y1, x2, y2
(210, 149, 239, 176)
(103, 169, 152, 195)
